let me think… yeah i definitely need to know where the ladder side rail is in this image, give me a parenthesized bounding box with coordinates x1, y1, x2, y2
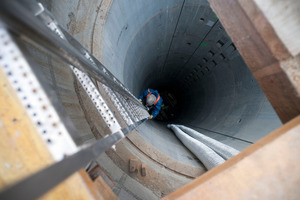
(0, 119, 147, 200)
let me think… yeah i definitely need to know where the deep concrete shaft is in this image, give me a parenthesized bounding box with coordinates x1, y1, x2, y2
(28, 0, 286, 198)
(41, 0, 281, 171)
(97, 0, 281, 161)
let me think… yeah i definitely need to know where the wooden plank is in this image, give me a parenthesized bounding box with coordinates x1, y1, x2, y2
(162, 116, 300, 200)
(253, 0, 300, 57)
(253, 62, 300, 122)
(0, 68, 100, 199)
(237, 0, 291, 61)
(0, 67, 53, 187)
(94, 176, 119, 200)
(41, 170, 104, 200)
(280, 54, 300, 97)
(208, 0, 300, 123)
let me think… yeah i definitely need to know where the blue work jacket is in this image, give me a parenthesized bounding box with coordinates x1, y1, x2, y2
(138, 88, 163, 119)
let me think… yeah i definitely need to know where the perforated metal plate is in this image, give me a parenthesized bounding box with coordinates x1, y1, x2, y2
(0, 28, 78, 161)
(72, 67, 121, 132)
(101, 84, 134, 125)
(42, 13, 122, 133)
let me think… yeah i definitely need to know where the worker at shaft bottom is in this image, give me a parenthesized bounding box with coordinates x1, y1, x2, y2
(138, 88, 163, 119)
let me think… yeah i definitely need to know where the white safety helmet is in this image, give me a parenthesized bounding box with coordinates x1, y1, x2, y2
(146, 94, 156, 106)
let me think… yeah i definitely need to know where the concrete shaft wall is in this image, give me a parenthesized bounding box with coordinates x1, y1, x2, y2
(97, 0, 281, 151)
(37, 0, 282, 198)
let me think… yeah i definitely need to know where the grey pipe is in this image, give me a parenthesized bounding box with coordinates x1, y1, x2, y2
(176, 125, 239, 160)
(168, 124, 225, 170)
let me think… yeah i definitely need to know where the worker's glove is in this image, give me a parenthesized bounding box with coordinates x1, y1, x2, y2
(139, 99, 142, 103)
(149, 115, 153, 119)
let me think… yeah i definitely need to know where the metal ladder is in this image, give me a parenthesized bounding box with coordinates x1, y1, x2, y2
(0, 0, 149, 199)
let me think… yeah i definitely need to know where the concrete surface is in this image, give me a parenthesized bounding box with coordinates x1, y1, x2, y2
(35, 0, 282, 198)
(136, 121, 200, 167)
(97, 153, 159, 200)
(41, 0, 281, 163)
(99, 0, 282, 152)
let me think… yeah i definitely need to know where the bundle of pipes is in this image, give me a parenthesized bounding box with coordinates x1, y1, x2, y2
(168, 124, 239, 170)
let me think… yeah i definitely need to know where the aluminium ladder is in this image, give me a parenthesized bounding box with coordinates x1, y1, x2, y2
(0, 0, 149, 199)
